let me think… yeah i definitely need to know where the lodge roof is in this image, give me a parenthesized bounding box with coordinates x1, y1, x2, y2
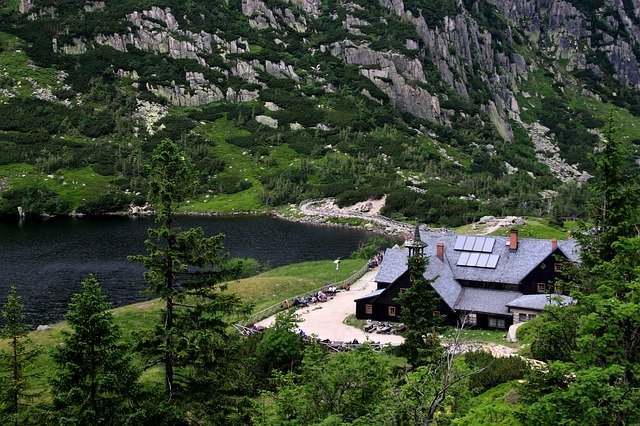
(506, 294, 575, 311)
(377, 232, 579, 285)
(454, 288, 523, 315)
(374, 231, 579, 311)
(353, 288, 385, 302)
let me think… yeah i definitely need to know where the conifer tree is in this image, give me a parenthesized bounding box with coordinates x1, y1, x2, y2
(130, 139, 245, 403)
(395, 255, 442, 367)
(523, 114, 640, 424)
(51, 275, 140, 424)
(578, 111, 640, 268)
(0, 286, 38, 425)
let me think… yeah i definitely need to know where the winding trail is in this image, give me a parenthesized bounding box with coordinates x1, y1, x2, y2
(299, 198, 413, 235)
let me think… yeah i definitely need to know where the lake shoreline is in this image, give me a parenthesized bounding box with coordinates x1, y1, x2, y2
(1, 199, 413, 238)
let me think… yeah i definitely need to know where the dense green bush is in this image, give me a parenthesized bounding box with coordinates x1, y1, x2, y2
(350, 235, 398, 259)
(0, 183, 71, 216)
(465, 350, 530, 394)
(76, 191, 130, 214)
(0, 98, 70, 134)
(403, 0, 460, 26)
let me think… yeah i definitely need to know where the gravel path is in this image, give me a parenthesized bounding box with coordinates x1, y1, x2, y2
(299, 198, 413, 236)
(255, 267, 522, 358)
(256, 266, 405, 345)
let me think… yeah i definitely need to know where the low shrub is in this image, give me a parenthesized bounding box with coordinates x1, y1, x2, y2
(465, 350, 529, 394)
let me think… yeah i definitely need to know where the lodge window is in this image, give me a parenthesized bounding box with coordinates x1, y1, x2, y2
(537, 282, 546, 293)
(554, 263, 562, 273)
(433, 310, 440, 317)
(466, 313, 477, 325)
(488, 317, 506, 329)
(528, 314, 537, 321)
(388, 306, 396, 317)
(365, 304, 372, 315)
(519, 313, 527, 322)
(399, 288, 407, 294)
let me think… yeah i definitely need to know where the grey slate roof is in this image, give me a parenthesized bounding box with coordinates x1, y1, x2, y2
(557, 239, 580, 262)
(506, 294, 575, 311)
(420, 231, 570, 285)
(453, 288, 522, 315)
(373, 231, 580, 313)
(375, 248, 409, 284)
(354, 288, 385, 302)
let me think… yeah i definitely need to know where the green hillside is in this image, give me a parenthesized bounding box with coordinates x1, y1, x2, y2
(0, 0, 638, 226)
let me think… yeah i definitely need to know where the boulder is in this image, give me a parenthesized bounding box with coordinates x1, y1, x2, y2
(255, 115, 278, 128)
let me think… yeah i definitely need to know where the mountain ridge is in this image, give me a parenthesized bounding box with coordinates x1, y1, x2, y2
(0, 0, 638, 225)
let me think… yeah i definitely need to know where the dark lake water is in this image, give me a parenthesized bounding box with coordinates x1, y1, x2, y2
(0, 215, 376, 326)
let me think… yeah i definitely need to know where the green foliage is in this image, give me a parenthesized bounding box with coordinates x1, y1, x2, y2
(529, 305, 579, 362)
(350, 235, 396, 259)
(51, 275, 141, 424)
(264, 344, 393, 424)
(130, 138, 250, 420)
(403, 0, 460, 27)
(76, 190, 130, 214)
(522, 115, 640, 425)
(0, 183, 71, 216)
(396, 255, 443, 367)
(382, 187, 480, 227)
(255, 310, 304, 377)
(578, 113, 640, 267)
(226, 257, 268, 279)
(0, 286, 39, 424)
(464, 351, 529, 394)
(210, 174, 252, 195)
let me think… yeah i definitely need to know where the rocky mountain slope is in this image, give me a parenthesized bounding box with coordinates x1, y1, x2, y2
(0, 0, 638, 225)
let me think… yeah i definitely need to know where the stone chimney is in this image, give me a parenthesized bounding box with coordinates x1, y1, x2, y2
(551, 239, 558, 250)
(436, 241, 444, 261)
(509, 229, 519, 252)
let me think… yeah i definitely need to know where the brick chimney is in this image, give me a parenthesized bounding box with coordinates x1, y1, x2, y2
(551, 239, 558, 250)
(436, 241, 444, 261)
(509, 229, 519, 252)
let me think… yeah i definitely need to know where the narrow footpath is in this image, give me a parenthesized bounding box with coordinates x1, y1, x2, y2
(256, 266, 405, 345)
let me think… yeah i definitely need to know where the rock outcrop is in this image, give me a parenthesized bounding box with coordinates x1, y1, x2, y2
(330, 40, 443, 123)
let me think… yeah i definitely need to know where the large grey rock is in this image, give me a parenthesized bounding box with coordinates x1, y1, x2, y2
(255, 115, 278, 128)
(19, 0, 34, 13)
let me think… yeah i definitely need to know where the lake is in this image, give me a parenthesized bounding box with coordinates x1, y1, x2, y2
(0, 215, 376, 326)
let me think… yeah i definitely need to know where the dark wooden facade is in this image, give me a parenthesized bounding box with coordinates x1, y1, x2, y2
(355, 271, 457, 325)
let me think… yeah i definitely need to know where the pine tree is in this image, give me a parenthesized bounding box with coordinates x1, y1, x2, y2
(130, 139, 245, 403)
(0, 286, 38, 425)
(523, 114, 640, 424)
(578, 111, 640, 268)
(50, 275, 140, 424)
(395, 255, 442, 367)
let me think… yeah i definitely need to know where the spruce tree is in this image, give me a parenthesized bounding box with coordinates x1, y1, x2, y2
(130, 139, 245, 403)
(523, 114, 640, 424)
(0, 286, 38, 425)
(578, 111, 640, 268)
(51, 275, 140, 424)
(395, 255, 442, 367)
